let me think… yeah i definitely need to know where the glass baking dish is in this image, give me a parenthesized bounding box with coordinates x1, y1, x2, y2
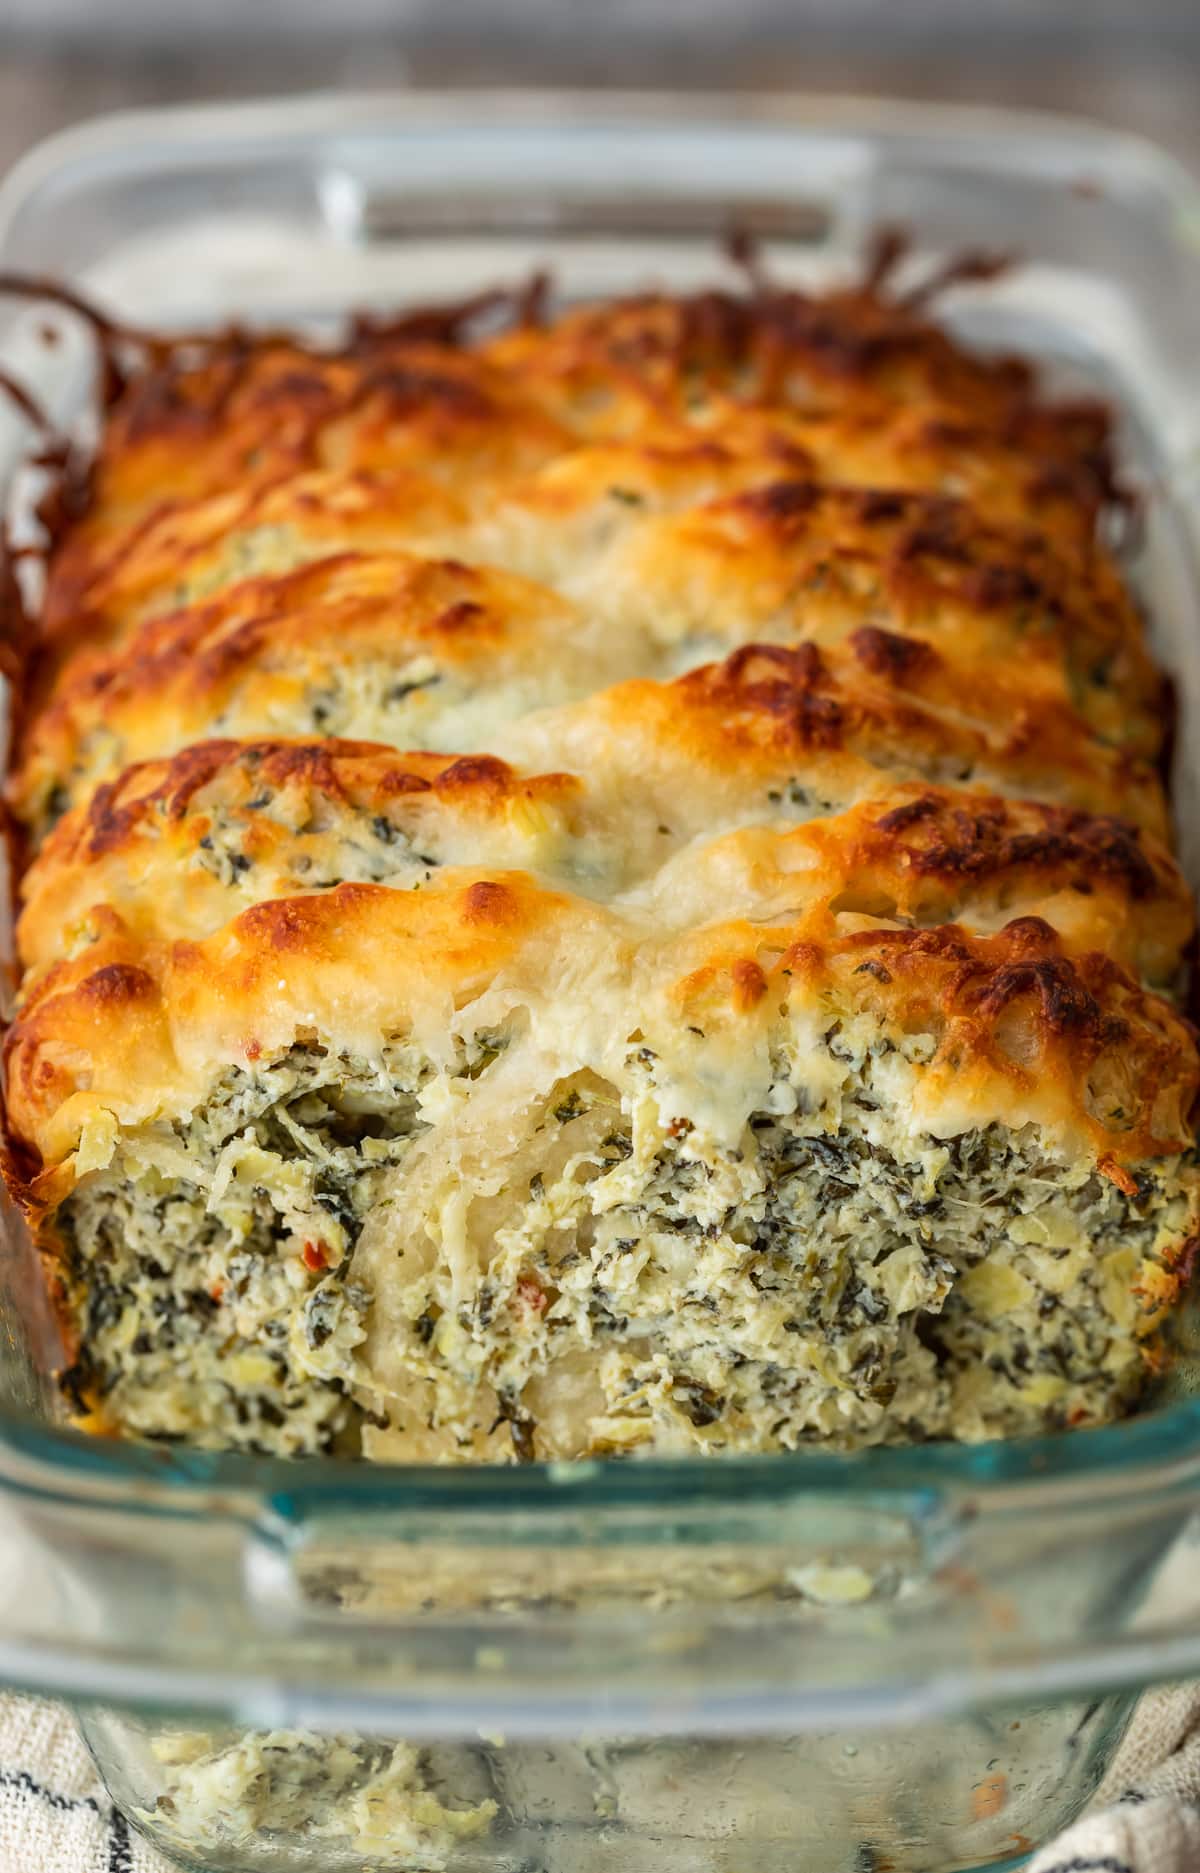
(3, 90, 1200, 1872)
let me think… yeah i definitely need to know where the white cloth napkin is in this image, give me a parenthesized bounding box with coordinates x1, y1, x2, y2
(0, 1687, 1197, 1872)
(0, 1695, 157, 1872)
(1027, 1683, 1200, 1873)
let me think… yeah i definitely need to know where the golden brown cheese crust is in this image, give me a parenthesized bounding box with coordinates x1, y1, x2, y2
(76, 285, 1115, 525)
(12, 552, 593, 833)
(14, 483, 1160, 835)
(497, 633, 1167, 838)
(18, 741, 586, 967)
(83, 338, 571, 526)
(3, 270, 1196, 1459)
(17, 735, 1188, 992)
(482, 287, 1116, 495)
(8, 881, 1196, 1211)
(35, 284, 1121, 682)
(592, 479, 1158, 753)
(41, 467, 468, 661)
(662, 910, 1198, 1161)
(44, 405, 1109, 668)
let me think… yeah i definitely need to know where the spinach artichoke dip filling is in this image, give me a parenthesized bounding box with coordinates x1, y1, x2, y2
(51, 1025, 1196, 1459)
(54, 1043, 433, 1454)
(5, 263, 1199, 1466)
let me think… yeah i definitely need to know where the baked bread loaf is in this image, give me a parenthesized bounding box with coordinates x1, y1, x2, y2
(4, 268, 1198, 1460)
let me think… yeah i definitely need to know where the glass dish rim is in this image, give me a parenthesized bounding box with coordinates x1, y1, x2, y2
(0, 83, 1195, 196)
(2, 86, 1200, 1527)
(3, 1395, 1200, 1520)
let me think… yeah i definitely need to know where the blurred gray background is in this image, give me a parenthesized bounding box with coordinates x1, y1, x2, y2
(0, 0, 1199, 174)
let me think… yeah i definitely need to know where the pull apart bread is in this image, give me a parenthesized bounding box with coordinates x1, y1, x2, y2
(4, 274, 1198, 1461)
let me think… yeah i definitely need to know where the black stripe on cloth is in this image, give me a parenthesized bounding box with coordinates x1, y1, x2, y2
(0, 1767, 103, 1814)
(1034, 1858, 1136, 1873)
(108, 1808, 134, 1873)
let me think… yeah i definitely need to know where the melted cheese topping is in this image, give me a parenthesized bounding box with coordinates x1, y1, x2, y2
(4, 273, 1197, 1460)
